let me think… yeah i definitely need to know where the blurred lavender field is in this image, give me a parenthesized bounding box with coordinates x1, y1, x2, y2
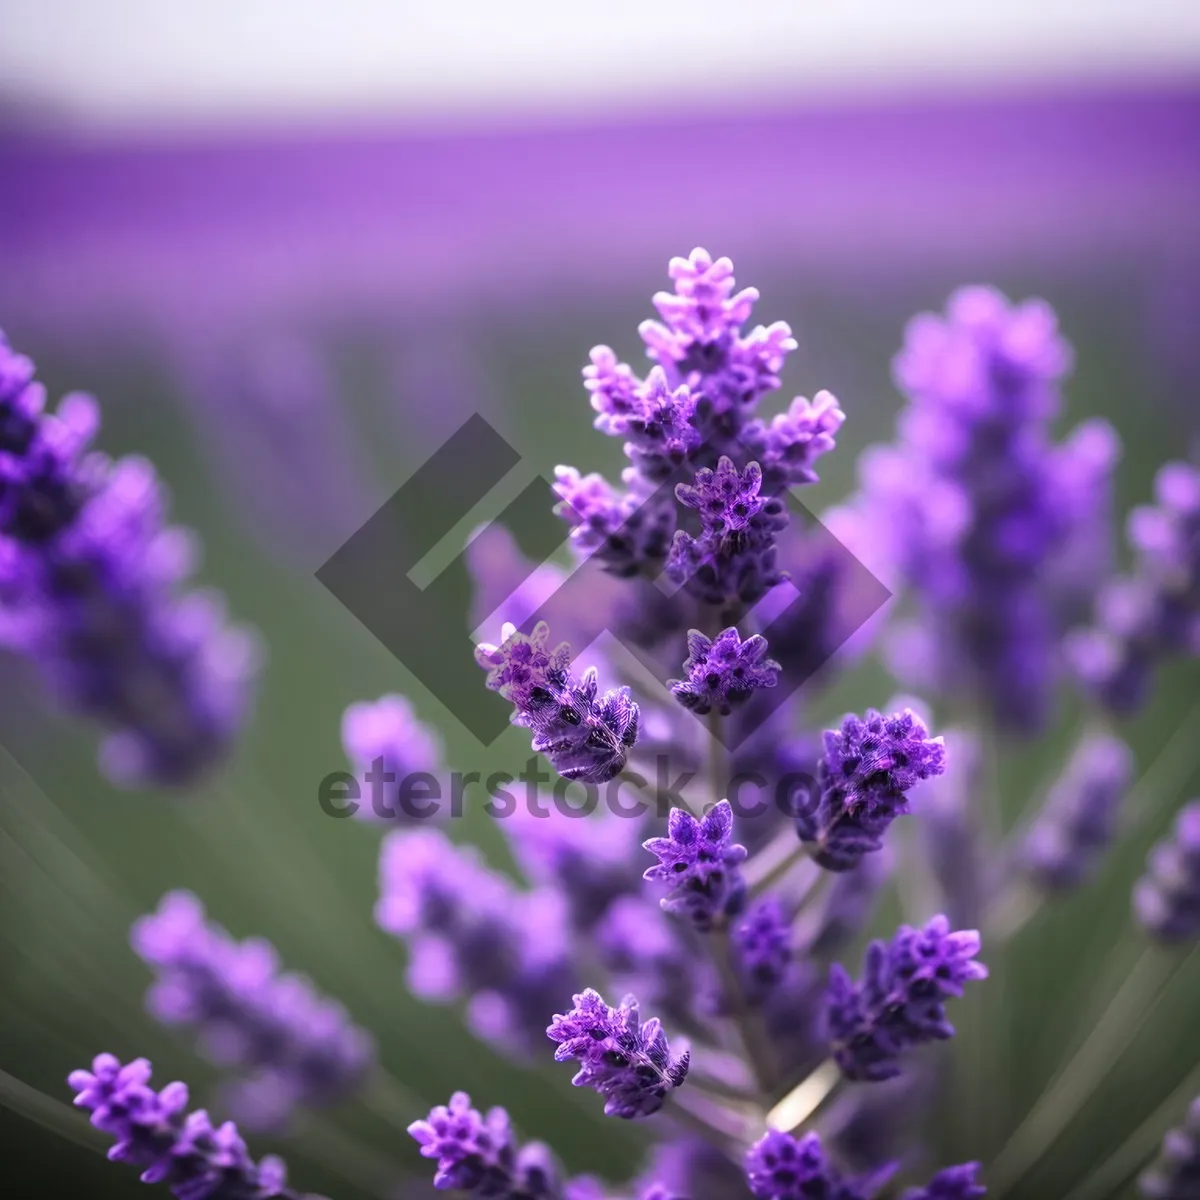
(2, 79, 1200, 1199)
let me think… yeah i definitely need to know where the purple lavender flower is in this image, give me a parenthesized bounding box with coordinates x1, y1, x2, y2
(643, 801, 748, 930)
(546, 988, 690, 1119)
(733, 898, 793, 1003)
(744, 1129, 877, 1200)
(476, 622, 639, 783)
(669, 627, 780, 716)
(407, 1091, 566, 1197)
(637, 248, 799, 450)
(340, 693, 442, 823)
(823, 915, 988, 1082)
(743, 390, 846, 492)
(620, 368, 702, 482)
(1067, 460, 1200, 713)
(376, 829, 577, 1057)
(1021, 731, 1133, 890)
(67, 1054, 315, 1199)
(796, 709, 946, 872)
(1134, 801, 1200, 942)
(130, 891, 373, 1130)
(854, 288, 1119, 732)
(552, 467, 675, 578)
(0, 330, 259, 787)
(901, 1163, 986, 1200)
(1139, 1096, 1200, 1199)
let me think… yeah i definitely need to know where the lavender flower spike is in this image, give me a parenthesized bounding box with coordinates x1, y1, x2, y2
(68, 1053, 317, 1199)
(1140, 1096, 1200, 1199)
(476, 621, 639, 783)
(1134, 801, 1200, 942)
(745, 1129, 884, 1200)
(1021, 731, 1133, 890)
(669, 627, 780, 716)
(546, 988, 690, 1118)
(340, 692, 442, 823)
(902, 1163, 987, 1200)
(407, 1091, 566, 1197)
(0, 330, 260, 787)
(643, 800, 748, 930)
(131, 891, 374, 1129)
(823, 915, 987, 1082)
(798, 708, 947, 872)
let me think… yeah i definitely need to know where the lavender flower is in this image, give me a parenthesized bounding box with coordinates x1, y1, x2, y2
(1134, 801, 1200, 942)
(823, 915, 987, 1082)
(1067, 460, 1200, 713)
(636, 248, 799, 452)
(475, 621, 639, 783)
(376, 828, 576, 1056)
(0, 330, 259, 786)
(669, 627, 780, 716)
(855, 288, 1119, 731)
(733, 898, 794, 1003)
(1021, 731, 1134, 890)
(552, 467, 676, 578)
(797, 709, 946, 872)
(668, 458, 789, 610)
(340, 692, 442, 822)
(643, 801, 748, 930)
(546, 988, 690, 1118)
(901, 1164, 986, 1200)
(744, 1129, 878, 1200)
(407, 1091, 566, 1197)
(67, 1054, 315, 1199)
(743, 390, 846, 492)
(130, 891, 373, 1129)
(1140, 1096, 1200, 1199)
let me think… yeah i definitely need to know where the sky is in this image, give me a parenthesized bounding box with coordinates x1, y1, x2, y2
(2, 0, 1200, 132)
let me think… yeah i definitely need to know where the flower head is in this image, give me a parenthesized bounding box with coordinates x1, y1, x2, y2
(823, 915, 987, 1082)
(546, 989, 690, 1119)
(130, 891, 374, 1129)
(476, 622, 639, 783)
(68, 1053, 308, 1199)
(901, 1163, 987, 1200)
(643, 801, 748, 930)
(1021, 731, 1133, 890)
(797, 709, 946, 871)
(0, 330, 259, 787)
(745, 1129, 874, 1200)
(733, 898, 794, 1003)
(407, 1092, 517, 1195)
(669, 627, 780, 716)
(1134, 801, 1200, 942)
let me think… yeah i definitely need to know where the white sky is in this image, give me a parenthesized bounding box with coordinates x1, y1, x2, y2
(2, 0, 1200, 130)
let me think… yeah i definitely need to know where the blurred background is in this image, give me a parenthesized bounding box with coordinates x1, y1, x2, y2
(2, 2, 1200, 1197)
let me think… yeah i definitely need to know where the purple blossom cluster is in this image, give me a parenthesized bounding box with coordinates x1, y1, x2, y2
(476, 621, 639, 783)
(69, 1054, 317, 1199)
(131, 891, 374, 1129)
(852, 287, 1120, 732)
(797, 708, 947, 871)
(0, 330, 259, 785)
(823, 917, 988, 1083)
(57, 250, 1200, 1200)
(1067, 460, 1200, 712)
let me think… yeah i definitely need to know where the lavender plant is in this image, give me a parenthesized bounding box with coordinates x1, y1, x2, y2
(53, 252, 1200, 1200)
